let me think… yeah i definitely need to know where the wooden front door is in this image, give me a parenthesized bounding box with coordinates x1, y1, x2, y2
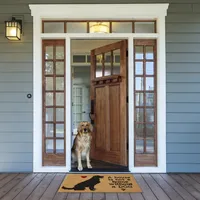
(90, 40, 127, 166)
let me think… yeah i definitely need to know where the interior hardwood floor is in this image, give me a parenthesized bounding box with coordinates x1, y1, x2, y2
(0, 173, 200, 199)
(71, 159, 129, 172)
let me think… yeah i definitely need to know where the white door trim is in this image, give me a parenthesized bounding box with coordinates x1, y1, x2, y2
(29, 4, 168, 173)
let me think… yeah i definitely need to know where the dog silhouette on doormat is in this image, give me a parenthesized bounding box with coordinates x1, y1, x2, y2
(62, 175, 104, 191)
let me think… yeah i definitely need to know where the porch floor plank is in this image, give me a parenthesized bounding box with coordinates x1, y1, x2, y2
(151, 174, 183, 200)
(0, 175, 8, 181)
(0, 174, 18, 189)
(189, 174, 200, 184)
(105, 193, 118, 200)
(80, 192, 93, 200)
(26, 173, 56, 200)
(117, 193, 132, 200)
(160, 174, 196, 200)
(170, 174, 200, 200)
(0, 174, 27, 199)
(1, 173, 37, 200)
(0, 173, 199, 200)
(66, 192, 80, 200)
(180, 174, 200, 192)
(53, 190, 68, 200)
(142, 174, 170, 200)
(13, 173, 46, 200)
(40, 174, 66, 200)
(92, 193, 105, 200)
(134, 174, 157, 200)
(130, 192, 145, 200)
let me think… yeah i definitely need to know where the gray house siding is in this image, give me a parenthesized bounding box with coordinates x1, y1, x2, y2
(0, 0, 200, 172)
(166, 3, 200, 172)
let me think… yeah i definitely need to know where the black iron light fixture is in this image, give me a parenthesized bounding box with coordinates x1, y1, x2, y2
(5, 17, 22, 40)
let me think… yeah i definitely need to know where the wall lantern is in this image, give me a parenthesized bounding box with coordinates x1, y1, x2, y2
(89, 22, 110, 33)
(5, 17, 22, 40)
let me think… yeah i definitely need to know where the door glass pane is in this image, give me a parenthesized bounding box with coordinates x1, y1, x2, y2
(146, 46, 154, 59)
(146, 124, 154, 138)
(105, 53, 111, 63)
(56, 46, 64, 59)
(56, 124, 64, 137)
(136, 108, 144, 122)
(56, 62, 64, 75)
(135, 22, 155, 33)
(136, 124, 144, 138)
(44, 22, 64, 33)
(146, 62, 154, 75)
(135, 62, 143, 75)
(96, 56, 103, 78)
(113, 64, 120, 75)
(104, 52, 111, 76)
(46, 139, 54, 153)
(146, 108, 154, 122)
(45, 46, 53, 59)
(112, 22, 132, 33)
(73, 105, 82, 113)
(74, 113, 82, 121)
(135, 92, 144, 106)
(115, 55, 120, 63)
(67, 22, 87, 33)
(56, 139, 64, 153)
(146, 140, 154, 153)
(45, 62, 53, 74)
(56, 93, 64, 106)
(56, 108, 64, 121)
(74, 96, 82, 104)
(46, 108, 53, 121)
(136, 140, 144, 153)
(46, 77, 53, 90)
(56, 77, 64, 90)
(73, 87, 82, 96)
(135, 46, 143, 59)
(113, 49, 120, 75)
(146, 77, 154, 90)
(135, 77, 144, 90)
(45, 124, 54, 137)
(146, 93, 154, 106)
(46, 92, 53, 106)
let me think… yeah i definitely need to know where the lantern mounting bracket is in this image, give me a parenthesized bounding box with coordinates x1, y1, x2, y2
(11, 15, 24, 34)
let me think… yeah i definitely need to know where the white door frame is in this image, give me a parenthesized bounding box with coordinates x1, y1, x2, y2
(29, 4, 169, 173)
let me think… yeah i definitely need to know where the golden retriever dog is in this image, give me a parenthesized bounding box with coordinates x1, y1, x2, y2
(71, 121, 93, 171)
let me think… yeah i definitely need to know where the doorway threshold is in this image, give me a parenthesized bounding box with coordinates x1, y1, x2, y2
(70, 168, 129, 173)
(70, 159, 129, 173)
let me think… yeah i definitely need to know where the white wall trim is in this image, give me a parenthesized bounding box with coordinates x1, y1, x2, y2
(29, 4, 168, 19)
(41, 33, 159, 39)
(29, 4, 168, 173)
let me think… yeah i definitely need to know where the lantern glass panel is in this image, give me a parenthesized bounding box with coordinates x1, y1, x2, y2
(5, 20, 21, 40)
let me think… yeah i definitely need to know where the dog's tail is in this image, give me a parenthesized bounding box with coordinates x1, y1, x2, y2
(62, 186, 74, 190)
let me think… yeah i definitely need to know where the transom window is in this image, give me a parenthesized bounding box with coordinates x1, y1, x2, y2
(42, 20, 156, 33)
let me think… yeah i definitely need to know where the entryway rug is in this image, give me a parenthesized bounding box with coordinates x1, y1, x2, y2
(58, 174, 142, 193)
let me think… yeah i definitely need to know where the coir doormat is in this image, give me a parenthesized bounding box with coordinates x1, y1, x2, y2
(58, 174, 142, 193)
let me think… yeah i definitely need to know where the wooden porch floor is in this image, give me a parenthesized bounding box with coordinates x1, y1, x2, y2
(0, 173, 200, 200)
